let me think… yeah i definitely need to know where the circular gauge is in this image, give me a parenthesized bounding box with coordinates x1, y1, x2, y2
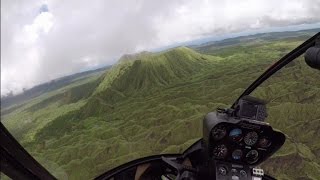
(245, 150, 259, 164)
(211, 125, 227, 141)
(240, 170, 247, 177)
(213, 144, 228, 159)
(229, 128, 243, 142)
(244, 131, 259, 146)
(232, 149, 243, 160)
(258, 137, 272, 148)
(218, 166, 227, 176)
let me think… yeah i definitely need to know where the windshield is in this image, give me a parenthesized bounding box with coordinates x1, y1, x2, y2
(2, 31, 319, 179)
(1, 1, 320, 179)
(251, 54, 320, 178)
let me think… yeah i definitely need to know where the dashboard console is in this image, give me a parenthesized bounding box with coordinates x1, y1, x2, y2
(203, 112, 285, 165)
(202, 96, 285, 179)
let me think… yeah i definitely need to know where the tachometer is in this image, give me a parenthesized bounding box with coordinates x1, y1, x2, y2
(213, 144, 228, 159)
(244, 131, 258, 146)
(258, 137, 271, 148)
(211, 125, 227, 141)
(229, 128, 243, 142)
(245, 150, 259, 164)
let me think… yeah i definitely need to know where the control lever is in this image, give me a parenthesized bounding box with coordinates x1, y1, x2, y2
(161, 156, 197, 180)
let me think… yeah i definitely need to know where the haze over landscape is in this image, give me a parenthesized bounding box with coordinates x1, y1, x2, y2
(1, 0, 320, 95)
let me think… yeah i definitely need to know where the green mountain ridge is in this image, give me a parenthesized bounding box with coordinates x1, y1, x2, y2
(96, 47, 215, 93)
(34, 47, 220, 138)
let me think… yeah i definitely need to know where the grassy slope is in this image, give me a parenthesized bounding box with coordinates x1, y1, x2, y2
(2, 35, 320, 180)
(1, 75, 103, 144)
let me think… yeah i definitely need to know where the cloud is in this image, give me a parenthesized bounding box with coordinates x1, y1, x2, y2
(39, 4, 49, 13)
(1, 0, 320, 95)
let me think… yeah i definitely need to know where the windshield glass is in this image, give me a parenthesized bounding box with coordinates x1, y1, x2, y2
(2, 31, 318, 179)
(1, 1, 320, 179)
(251, 52, 320, 178)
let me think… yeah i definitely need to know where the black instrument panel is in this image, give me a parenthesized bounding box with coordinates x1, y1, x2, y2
(209, 121, 284, 166)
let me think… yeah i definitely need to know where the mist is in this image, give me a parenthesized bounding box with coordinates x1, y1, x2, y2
(1, 0, 320, 95)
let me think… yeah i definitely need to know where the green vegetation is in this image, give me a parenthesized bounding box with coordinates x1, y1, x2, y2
(1, 30, 319, 180)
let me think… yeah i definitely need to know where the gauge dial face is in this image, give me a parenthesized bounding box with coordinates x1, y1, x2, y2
(244, 131, 259, 146)
(218, 166, 227, 176)
(246, 150, 259, 164)
(213, 144, 228, 159)
(212, 125, 227, 141)
(258, 137, 271, 148)
(229, 128, 243, 142)
(232, 149, 243, 160)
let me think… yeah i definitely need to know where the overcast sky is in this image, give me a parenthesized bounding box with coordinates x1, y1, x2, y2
(1, 0, 320, 96)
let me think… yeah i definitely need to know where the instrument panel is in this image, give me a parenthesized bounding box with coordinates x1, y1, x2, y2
(209, 121, 280, 166)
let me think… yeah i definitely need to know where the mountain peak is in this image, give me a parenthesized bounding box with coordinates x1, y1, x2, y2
(118, 51, 152, 62)
(94, 46, 212, 95)
(158, 46, 197, 55)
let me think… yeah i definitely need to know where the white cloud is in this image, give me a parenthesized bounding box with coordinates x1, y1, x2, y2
(1, 8, 54, 94)
(1, 0, 320, 95)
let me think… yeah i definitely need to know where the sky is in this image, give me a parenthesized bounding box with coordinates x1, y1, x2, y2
(1, 0, 320, 96)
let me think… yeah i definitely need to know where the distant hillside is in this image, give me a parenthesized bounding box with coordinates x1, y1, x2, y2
(192, 28, 320, 53)
(1, 66, 110, 109)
